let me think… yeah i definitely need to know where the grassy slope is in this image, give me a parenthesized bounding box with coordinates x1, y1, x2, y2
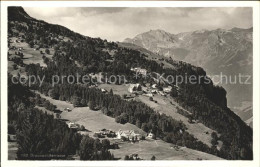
(105, 43, 223, 148)
(36, 92, 222, 160)
(97, 84, 220, 148)
(8, 142, 18, 160)
(111, 139, 223, 160)
(35, 92, 145, 136)
(9, 37, 54, 67)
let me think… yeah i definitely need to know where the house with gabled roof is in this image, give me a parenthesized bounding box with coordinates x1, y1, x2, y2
(116, 130, 141, 141)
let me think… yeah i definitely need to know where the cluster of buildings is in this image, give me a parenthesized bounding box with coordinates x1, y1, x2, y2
(11, 36, 24, 43)
(128, 154, 140, 160)
(8, 134, 17, 142)
(128, 82, 178, 97)
(128, 83, 142, 94)
(94, 129, 116, 138)
(116, 130, 141, 141)
(93, 129, 155, 141)
(130, 67, 147, 76)
(116, 130, 154, 141)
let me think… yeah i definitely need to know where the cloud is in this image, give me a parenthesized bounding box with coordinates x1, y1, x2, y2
(24, 7, 252, 41)
(79, 7, 127, 16)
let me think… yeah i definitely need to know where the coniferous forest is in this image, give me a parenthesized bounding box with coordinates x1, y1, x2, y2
(8, 78, 115, 160)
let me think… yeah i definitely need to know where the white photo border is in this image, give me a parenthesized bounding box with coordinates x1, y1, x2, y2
(1, 1, 259, 167)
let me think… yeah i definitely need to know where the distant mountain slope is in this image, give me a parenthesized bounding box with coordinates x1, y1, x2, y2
(124, 28, 252, 69)
(124, 28, 253, 126)
(233, 101, 253, 127)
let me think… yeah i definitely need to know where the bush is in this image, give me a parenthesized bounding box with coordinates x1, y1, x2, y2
(13, 64, 18, 70)
(122, 94, 127, 99)
(110, 143, 119, 149)
(121, 136, 128, 141)
(88, 100, 95, 110)
(211, 132, 218, 140)
(45, 49, 50, 54)
(79, 125, 85, 131)
(124, 155, 130, 160)
(102, 139, 110, 149)
(176, 140, 182, 146)
(211, 138, 218, 146)
(107, 133, 116, 138)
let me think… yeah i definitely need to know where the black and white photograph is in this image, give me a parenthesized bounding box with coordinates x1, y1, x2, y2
(1, 1, 260, 167)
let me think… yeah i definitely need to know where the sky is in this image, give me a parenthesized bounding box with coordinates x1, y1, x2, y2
(24, 7, 252, 42)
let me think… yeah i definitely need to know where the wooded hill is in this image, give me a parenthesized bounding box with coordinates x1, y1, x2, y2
(8, 7, 252, 160)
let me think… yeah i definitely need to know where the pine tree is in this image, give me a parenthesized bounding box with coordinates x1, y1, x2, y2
(72, 96, 81, 107)
(88, 100, 95, 110)
(17, 111, 33, 159)
(151, 155, 156, 160)
(109, 89, 113, 95)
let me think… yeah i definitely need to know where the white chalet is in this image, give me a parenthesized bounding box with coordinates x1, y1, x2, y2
(131, 67, 147, 76)
(67, 122, 79, 129)
(101, 88, 107, 93)
(158, 91, 166, 96)
(116, 130, 141, 141)
(151, 84, 157, 89)
(144, 93, 153, 97)
(128, 84, 142, 93)
(147, 132, 155, 139)
(163, 86, 172, 93)
(64, 107, 72, 112)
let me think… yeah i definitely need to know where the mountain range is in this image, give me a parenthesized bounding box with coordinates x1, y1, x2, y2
(124, 28, 253, 126)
